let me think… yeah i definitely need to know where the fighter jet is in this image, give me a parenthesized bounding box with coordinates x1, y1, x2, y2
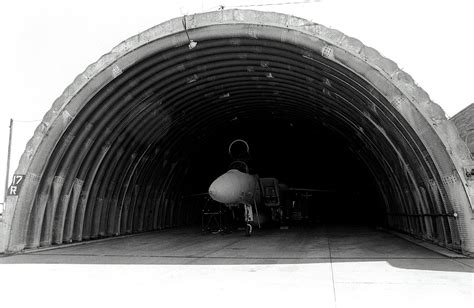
(207, 139, 331, 236)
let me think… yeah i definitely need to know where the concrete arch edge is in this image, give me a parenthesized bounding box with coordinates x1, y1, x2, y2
(1, 9, 473, 254)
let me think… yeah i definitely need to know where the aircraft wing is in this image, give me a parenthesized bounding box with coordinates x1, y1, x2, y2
(288, 187, 337, 193)
(182, 192, 209, 199)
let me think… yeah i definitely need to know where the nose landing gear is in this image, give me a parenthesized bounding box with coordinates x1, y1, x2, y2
(243, 202, 255, 236)
(245, 223, 253, 236)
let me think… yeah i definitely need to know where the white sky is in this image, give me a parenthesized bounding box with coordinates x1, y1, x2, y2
(0, 0, 473, 203)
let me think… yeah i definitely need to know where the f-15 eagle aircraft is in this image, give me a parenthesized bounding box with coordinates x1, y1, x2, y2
(207, 139, 333, 236)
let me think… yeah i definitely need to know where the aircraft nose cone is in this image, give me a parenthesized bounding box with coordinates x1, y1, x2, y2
(208, 172, 239, 204)
(208, 169, 255, 204)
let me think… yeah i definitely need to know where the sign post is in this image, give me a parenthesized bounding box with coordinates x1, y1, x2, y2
(4, 119, 13, 209)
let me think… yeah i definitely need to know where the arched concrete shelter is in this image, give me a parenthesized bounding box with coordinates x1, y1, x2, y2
(1, 10, 473, 254)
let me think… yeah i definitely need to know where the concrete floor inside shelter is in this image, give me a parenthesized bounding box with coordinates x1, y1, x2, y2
(0, 225, 472, 307)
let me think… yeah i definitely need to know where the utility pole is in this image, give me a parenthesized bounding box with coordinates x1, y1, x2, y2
(4, 118, 13, 205)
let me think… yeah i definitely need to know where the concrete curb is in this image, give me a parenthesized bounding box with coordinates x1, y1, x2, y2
(385, 229, 470, 258)
(0, 229, 167, 257)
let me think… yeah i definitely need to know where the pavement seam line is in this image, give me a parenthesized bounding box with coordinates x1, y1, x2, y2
(326, 225, 338, 308)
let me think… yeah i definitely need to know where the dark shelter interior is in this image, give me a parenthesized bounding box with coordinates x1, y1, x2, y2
(187, 119, 385, 228)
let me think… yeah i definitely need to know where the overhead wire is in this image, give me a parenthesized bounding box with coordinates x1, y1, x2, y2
(203, 0, 321, 12)
(227, 0, 321, 8)
(13, 119, 42, 123)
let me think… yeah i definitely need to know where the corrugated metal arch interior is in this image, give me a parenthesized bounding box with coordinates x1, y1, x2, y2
(4, 10, 473, 254)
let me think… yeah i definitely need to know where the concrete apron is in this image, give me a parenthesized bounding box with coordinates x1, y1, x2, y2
(0, 226, 471, 308)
